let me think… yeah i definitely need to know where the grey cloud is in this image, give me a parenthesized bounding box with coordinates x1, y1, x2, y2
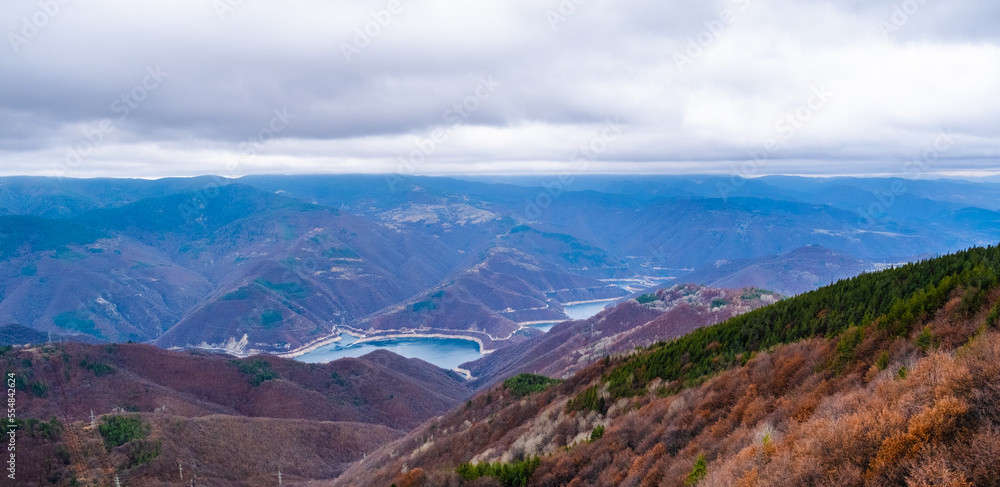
(0, 0, 998, 177)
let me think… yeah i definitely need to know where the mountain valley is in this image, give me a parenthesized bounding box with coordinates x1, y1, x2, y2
(3, 175, 998, 359)
(4, 175, 1000, 486)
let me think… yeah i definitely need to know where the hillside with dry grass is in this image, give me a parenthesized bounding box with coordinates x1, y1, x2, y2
(336, 245, 1000, 487)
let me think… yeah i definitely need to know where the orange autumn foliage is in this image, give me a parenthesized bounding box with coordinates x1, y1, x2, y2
(342, 282, 1000, 487)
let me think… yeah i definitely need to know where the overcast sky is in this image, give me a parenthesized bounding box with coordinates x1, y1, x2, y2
(2, 0, 999, 179)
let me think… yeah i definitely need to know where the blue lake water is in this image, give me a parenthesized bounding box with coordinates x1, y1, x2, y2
(528, 322, 560, 333)
(295, 301, 614, 369)
(295, 335, 484, 370)
(564, 300, 614, 320)
(527, 300, 615, 333)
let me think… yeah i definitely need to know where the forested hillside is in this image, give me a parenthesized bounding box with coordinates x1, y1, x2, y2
(339, 245, 1000, 487)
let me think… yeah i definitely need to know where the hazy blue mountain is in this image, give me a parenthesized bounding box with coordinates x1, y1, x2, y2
(1, 174, 998, 355)
(666, 245, 878, 296)
(0, 176, 228, 218)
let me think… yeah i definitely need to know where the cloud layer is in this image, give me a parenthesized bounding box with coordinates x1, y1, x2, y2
(2, 0, 999, 178)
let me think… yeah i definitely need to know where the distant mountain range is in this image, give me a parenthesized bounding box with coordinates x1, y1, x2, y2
(1, 174, 999, 356)
(659, 245, 881, 297)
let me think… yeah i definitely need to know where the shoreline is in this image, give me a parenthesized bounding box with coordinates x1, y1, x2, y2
(453, 367, 476, 381)
(560, 297, 621, 306)
(350, 333, 493, 354)
(516, 320, 563, 326)
(274, 300, 617, 360)
(275, 333, 344, 359)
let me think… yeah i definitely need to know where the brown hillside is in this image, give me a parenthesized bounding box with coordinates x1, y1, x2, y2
(335, 259, 1000, 486)
(3, 342, 470, 485)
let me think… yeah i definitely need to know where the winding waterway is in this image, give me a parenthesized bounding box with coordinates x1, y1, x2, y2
(564, 300, 614, 320)
(294, 300, 616, 369)
(296, 334, 484, 370)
